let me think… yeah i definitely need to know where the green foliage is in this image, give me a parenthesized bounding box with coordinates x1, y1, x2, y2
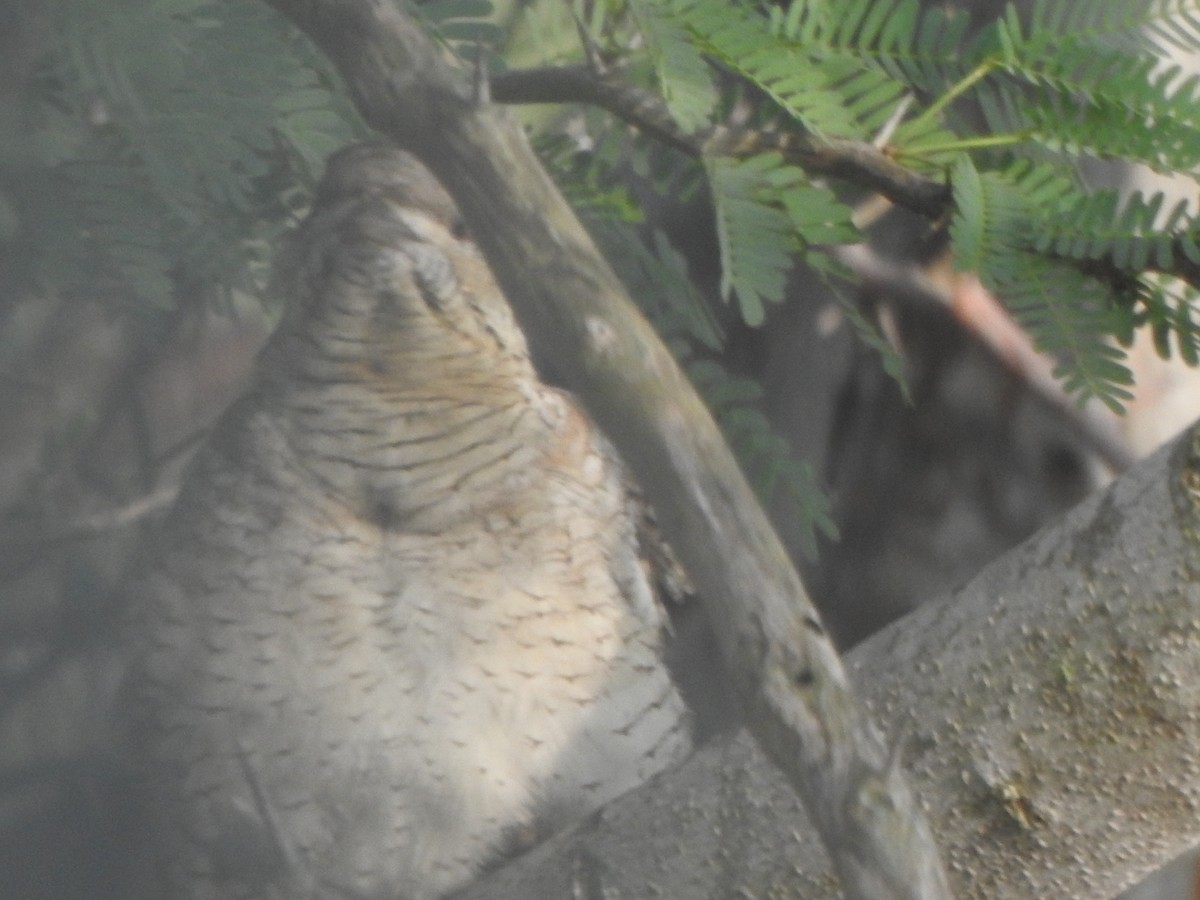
(687, 360, 838, 557)
(416, 0, 505, 46)
(10, 0, 1200, 549)
(1036, 187, 1199, 273)
(680, 0, 885, 137)
(945, 148, 1200, 408)
(1137, 278, 1200, 364)
(548, 133, 836, 555)
(706, 154, 800, 326)
(1036, 183, 1200, 370)
(581, 0, 1200, 409)
(949, 157, 1141, 411)
(706, 153, 858, 326)
(2, 0, 366, 312)
(626, 0, 718, 133)
(973, 2, 1200, 173)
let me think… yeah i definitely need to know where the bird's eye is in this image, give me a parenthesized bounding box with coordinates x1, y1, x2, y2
(449, 217, 468, 240)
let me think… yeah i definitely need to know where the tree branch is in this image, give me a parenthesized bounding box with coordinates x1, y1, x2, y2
(493, 64, 1200, 297)
(258, 1, 950, 897)
(491, 63, 953, 219)
(457, 423, 1200, 898)
(833, 244, 1137, 473)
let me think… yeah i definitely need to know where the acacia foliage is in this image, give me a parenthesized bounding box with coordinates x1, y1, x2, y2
(6, 0, 1200, 546)
(638, 0, 1200, 411)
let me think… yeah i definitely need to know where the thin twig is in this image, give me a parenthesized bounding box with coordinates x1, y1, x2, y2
(490, 64, 952, 218)
(833, 244, 1137, 472)
(65, 484, 181, 538)
(491, 63, 1200, 294)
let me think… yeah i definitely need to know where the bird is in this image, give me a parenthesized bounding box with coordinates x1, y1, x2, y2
(121, 141, 693, 900)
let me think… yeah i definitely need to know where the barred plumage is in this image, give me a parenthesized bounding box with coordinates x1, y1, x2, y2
(123, 143, 691, 900)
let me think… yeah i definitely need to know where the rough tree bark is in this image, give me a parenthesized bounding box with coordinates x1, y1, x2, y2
(456, 424, 1200, 899)
(259, 1, 951, 897)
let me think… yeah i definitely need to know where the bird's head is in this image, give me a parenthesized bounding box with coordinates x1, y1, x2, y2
(271, 142, 532, 388)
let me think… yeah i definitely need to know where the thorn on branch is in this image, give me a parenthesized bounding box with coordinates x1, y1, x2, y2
(0, 483, 181, 586)
(490, 64, 952, 219)
(572, 9, 607, 76)
(472, 42, 490, 106)
(873, 95, 914, 149)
